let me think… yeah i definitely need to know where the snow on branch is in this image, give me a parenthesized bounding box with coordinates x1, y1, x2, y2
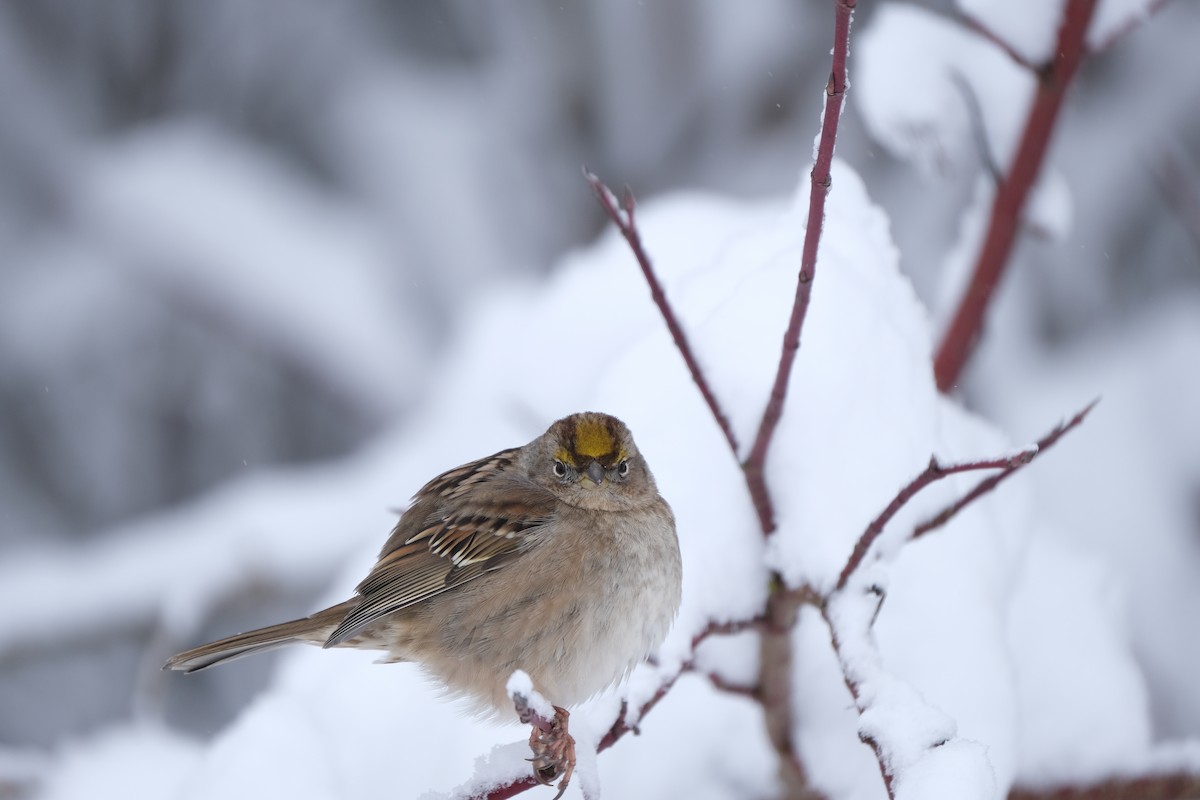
(837, 399, 1096, 591)
(934, 0, 1098, 392)
(823, 401, 1096, 798)
(587, 5, 859, 793)
(560, 3, 1114, 798)
(478, 620, 762, 800)
(588, 1, 857, 537)
(935, 0, 1174, 392)
(911, 400, 1095, 540)
(835, 447, 1037, 592)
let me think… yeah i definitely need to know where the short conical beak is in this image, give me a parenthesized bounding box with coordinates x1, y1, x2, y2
(585, 461, 605, 485)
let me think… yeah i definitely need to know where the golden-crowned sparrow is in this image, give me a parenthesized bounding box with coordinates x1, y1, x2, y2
(166, 411, 681, 793)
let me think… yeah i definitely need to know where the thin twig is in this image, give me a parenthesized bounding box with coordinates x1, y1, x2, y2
(477, 618, 760, 799)
(1009, 770, 1200, 800)
(949, 70, 1003, 184)
(743, 0, 857, 534)
(836, 399, 1096, 591)
(1087, 0, 1174, 54)
(583, 2, 858, 796)
(912, 399, 1097, 539)
(937, 0, 1174, 391)
(594, 617, 755, 751)
(584, 171, 739, 457)
(819, 602, 897, 799)
(702, 671, 761, 699)
(958, 11, 1039, 71)
(823, 400, 1096, 798)
(753, 4, 858, 797)
(835, 449, 1038, 591)
(934, 0, 1098, 392)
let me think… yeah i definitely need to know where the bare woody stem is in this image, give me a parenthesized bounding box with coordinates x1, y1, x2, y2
(584, 172, 740, 456)
(937, 0, 1176, 392)
(836, 399, 1097, 592)
(578, 6, 858, 798)
(912, 399, 1096, 539)
(744, 0, 857, 533)
(933, 0, 1097, 392)
(477, 0, 1166, 794)
(826, 402, 1095, 798)
(819, 602, 896, 798)
(481, 619, 761, 800)
(834, 451, 1036, 591)
(959, 12, 1038, 70)
(1009, 772, 1200, 800)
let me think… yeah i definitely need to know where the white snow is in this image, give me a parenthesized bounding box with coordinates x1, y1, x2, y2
(957, 0, 1065, 66)
(37, 725, 202, 800)
(18, 153, 1192, 798)
(974, 293, 1200, 746)
(506, 670, 555, 723)
(858, 5, 1035, 179)
(957, 0, 1164, 64)
(3, 4, 1198, 799)
(1025, 170, 1074, 241)
(13, 26, 1199, 793)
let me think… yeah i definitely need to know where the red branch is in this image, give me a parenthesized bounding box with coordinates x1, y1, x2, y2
(933, 0, 1098, 392)
(826, 402, 1095, 797)
(959, 11, 1038, 71)
(481, 681, 679, 800)
(821, 603, 897, 798)
(912, 399, 1096, 539)
(586, 1, 857, 538)
(744, 0, 857, 534)
(836, 399, 1096, 591)
(584, 172, 739, 456)
(476, 772, 541, 799)
(835, 450, 1035, 591)
(477, 619, 759, 800)
(1009, 771, 1200, 800)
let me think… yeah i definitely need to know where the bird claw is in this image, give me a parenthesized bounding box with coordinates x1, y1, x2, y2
(527, 705, 575, 798)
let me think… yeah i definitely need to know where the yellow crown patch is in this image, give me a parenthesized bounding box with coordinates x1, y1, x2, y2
(573, 417, 616, 458)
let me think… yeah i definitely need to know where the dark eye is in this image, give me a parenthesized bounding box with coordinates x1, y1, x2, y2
(617, 459, 629, 477)
(553, 460, 567, 479)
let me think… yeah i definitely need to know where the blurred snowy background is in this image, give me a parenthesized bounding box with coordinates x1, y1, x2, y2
(2, 1, 1200, 798)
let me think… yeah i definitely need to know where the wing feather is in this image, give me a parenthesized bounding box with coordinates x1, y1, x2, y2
(324, 448, 554, 648)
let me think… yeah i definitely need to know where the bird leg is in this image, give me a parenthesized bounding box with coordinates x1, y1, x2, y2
(513, 694, 576, 798)
(528, 706, 575, 798)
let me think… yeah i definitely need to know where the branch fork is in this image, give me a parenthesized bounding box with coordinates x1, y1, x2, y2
(466, 0, 1159, 793)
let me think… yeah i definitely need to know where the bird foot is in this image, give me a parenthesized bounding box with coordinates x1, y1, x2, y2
(527, 705, 575, 799)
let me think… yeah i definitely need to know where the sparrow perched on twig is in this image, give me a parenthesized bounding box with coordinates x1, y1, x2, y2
(166, 411, 682, 796)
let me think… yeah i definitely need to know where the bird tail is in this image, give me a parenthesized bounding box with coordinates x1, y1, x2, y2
(164, 600, 356, 673)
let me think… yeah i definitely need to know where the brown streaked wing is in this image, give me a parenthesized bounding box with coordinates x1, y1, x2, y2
(419, 448, 521, 501)
(367, 448, 522, 559)
(323, 449, 555, 648)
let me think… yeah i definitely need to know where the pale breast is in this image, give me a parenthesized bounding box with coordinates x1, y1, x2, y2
(388, 500, 681, 713)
